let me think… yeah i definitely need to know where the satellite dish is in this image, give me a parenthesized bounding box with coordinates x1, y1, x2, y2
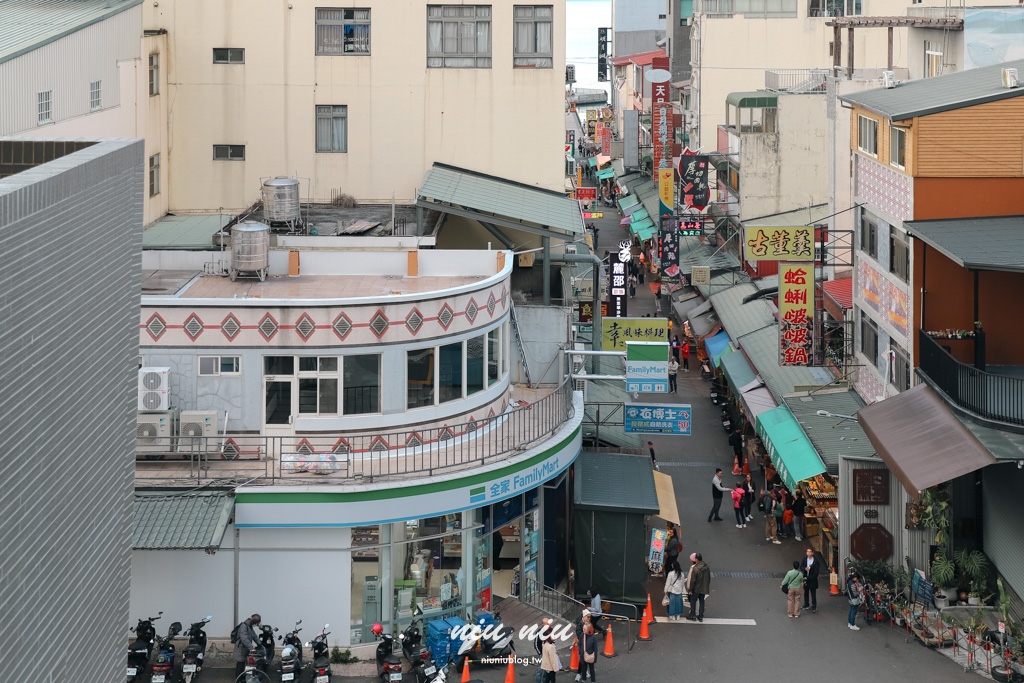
(645, 69, 672, 84)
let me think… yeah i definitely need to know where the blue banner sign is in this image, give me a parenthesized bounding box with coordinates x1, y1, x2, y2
(624, 404, 692, 435)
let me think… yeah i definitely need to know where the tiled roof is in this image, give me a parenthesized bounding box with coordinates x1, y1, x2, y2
(610, 50, 666, 68)
(134, 491, 234, 551)
(821, 277, 853, 309)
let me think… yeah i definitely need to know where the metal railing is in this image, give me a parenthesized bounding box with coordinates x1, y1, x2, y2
(918, 330, 1024, 426)
(136, 381, 576, 484)
(522, 578, 585, 623)
(764, 68, 829, 93)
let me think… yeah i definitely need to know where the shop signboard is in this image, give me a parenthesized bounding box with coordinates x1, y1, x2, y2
(648, 527, 667, 574)
(624, 403, 692, 435)
(680, 218, 704, 237)
(576, 301, 607, 323)
(778, 263, 813, 366)
(601, 316, 668, 351)
(582, 212, 604, 219)
(576, 275, 607, 301)
(651, 80, 671, 174)
(625, 341, 669, 393)
(576, 187, 597, 201)
(659, 216, 680, 286)
(658, 167, 674, 217)
(608, 240, 630, 318)
(678, 150, 709, 210)
(601, 127, 611, 155)
(744, 225, 814, 262)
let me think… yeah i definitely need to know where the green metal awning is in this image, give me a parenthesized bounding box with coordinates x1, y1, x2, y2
(574, 451, 659, 513)
(629, 207, 650, 224)
(721, 349, 756, 391)
(755, 406, 826, 491)
(588, 157, 598, 167)
(595, 167, 615, 180)
(618, 194, 640, 211)
(726, 90, 778, 108)
(134, 491, 235, 551)
(637, 226, 656, 241)
(630, 217, 655, 236)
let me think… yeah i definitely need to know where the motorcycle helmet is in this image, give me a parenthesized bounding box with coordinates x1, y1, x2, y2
(372, 623, 383, 636)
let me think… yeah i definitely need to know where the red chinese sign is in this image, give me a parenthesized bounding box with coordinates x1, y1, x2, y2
(575, 187, 597, 201)
(778, 263, 813, 367)
(652, 81, 670, 173)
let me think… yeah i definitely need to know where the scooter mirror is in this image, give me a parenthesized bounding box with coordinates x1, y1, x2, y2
(206, 615, 213, 621)
(324, 623, 330, 629)
(304, 642, 311, 648)
(296, 619, 302, 625)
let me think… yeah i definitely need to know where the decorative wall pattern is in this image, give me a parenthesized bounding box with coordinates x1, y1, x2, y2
(856, 260, 910, 347)
(141, 282, 509, 347)
(856, 156, 913, 224)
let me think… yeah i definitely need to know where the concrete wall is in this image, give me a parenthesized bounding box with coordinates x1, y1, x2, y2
(511, 304, 570, 386)
(0, 139, 144, 682)
(613, 0, 667, 33)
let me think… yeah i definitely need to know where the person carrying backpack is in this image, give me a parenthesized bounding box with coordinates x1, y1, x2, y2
(231, 614, 264, 680)
(772, 488, 785, 543)
(762, 491, 781, 544)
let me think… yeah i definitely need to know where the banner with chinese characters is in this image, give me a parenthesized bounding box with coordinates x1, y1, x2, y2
(601, 126, 611, 155)
(744, 226, 814, 262)
(601, 317, 668, 351)
(680, 218, 704, 236)
(625, 342, 669, 393)
(779, 263, 813, 366)
(658, 167, 674, 217)
(659, 216, 680, 285)
(608, 239, 631, 318)
(677, 151, 709, 210)
(624, 403, 692, 435)
(652, 80, 671, 174)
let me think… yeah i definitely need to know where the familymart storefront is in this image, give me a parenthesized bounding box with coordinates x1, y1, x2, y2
(231, 419, 581, 646)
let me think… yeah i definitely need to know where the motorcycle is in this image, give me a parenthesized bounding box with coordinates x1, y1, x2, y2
(306, 623, 332, 683)
(149, 620, 182, 683)
(127, 612, 161, 682)
(259, 623, 279, 669)
(721, 406, 732, 432)
(373, 623, 403, 683)
(400, 621, 437, 682)
(243, 645, 269, 683)
(180, 615, 212, 682)
(277, 620, 304, 682)
(709, 381, 719, 404)
(453, 612, 515, 670)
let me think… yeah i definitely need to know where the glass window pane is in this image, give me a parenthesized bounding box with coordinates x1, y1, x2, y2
(407, 348, 435, 408)
(467, 335, 484, 395)
(299, 378, 319, 413)
(220, 357, 239, 373)
(199, 357, 217, 375)
(344, 354, 380, 414)
(264, 356, 294, 375)
(319, 357, 338, 372)
(319, 378, 338, 414)
(300, 357, 318, 372)
(438, 342, 463, 403)
(488, 328, 499, 385)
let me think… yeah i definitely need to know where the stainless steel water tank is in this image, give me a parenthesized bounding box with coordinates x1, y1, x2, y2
(231, 221, 270, 272)
(262, 176, 301, 222)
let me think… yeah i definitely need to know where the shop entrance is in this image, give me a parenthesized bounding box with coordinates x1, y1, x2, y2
(486, 490, 543, 606)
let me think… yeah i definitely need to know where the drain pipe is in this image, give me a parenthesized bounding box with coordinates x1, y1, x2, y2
(548, 253, 603, 351)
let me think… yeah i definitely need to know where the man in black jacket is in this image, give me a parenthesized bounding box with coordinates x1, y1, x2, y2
(801, 548, 822, 613)
(707, 468, 730, 522)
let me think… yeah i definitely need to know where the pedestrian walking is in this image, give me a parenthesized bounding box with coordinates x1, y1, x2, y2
(628, 274, 637, 299)
(762, 489, 781, 544)
(707, 468, 730, 522)
(782, 560, 805, 617)
(541, 636, 559, 683)
(846, 572, 864, 630)
(580, 624, 597, 682)
(587, 588, 607, 635)
(671, 335, 682, 362)
(668, 357, 679, 393)
(792, 491, 807, 541)
(681, 341, 690, 371)
(663, 560, 686, 621)
(685, 553, 710, 622)
(741, 473, 756, 522)
(731, 481, 746, 528)
(773, 489, 785, 540)
(782, 505, 795, 540)
(728, 427, 744, 472)
(802, 547, 821, 613)
(648, 441, 658, 471)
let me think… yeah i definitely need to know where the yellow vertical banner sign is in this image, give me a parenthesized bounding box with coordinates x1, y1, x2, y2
(658, 168, 674, 216)
(778, 263, 814, 366)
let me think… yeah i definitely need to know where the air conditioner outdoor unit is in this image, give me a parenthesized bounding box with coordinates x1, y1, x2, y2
(565, 244, 578, 254)
(177, 410, 220, 453)
(139, 367, 170, 411)
(1002, 67, 1019, 89)
(882, 71, 896, 89)
(137, 412, 173, 455)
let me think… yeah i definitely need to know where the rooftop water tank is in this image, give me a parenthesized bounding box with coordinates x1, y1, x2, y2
(230, 221, 270, 281)
(262, 176, 301, 223)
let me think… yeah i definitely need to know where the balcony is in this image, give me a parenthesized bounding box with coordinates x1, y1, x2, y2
(764, 69, 828, 93)
(918, 330, 1024, 427)
(135, 382, 577, 486)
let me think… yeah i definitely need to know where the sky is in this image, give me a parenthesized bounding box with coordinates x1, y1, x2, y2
(566, 0, 612, 97)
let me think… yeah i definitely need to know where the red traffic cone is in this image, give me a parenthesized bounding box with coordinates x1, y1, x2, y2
(504, 655, 516, 683)
(461, 659, 471, 683)
(731, 453, 742, 475)
(644, 594, 655, 625)
(601, 624, 617, 658)
(569, 638, 580, 670)
(743, 458, 750, 475)
(638, 608, 653, 641)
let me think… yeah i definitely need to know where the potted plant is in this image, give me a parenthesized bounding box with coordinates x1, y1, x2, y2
(955, 548, 988, 605)
(931, 548, 955, 608)
(968, 578, 985, 606)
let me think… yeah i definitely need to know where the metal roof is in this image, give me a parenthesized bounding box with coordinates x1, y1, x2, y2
(609, 49, 666, 68)
(418, 163, 584, 236)
(736, 326, 833, 402)
(0, 0, 143, 65)
(143, 214, 231, 250)
(904, 215, 1024, 273)
(784, 390, 875, 475)
(134, 491, 234, 551)
(958, 413, 1024, 462)
(690, 265, 744, 299)
(709, 283, 777, 339)
(726, 91, 778, 108)
(821, 277, 853, 309)
(839, 59, 1024, 121)
(573, 451, 660, 513)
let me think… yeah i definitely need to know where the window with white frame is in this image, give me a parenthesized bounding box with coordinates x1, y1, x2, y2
(315, 8, 371, 55)
(213, 144, 245, 160)
(315, 105, 348, 153)
(845, 0, 862, 14)
(298, 356, 339, 415)
(427, 5, 491, 68)
(89, 80, 102, 110)
(513, 6, 553, 68)
(37, 90, 52, 124)
(149, 54, 160, 96)
(890, 342, 911, 392)
(149, 154, 160, 196)
(857, 115, 877, 156)
(925, 41, 942, 77)
(889, 125, 906, 169)
(199, 356, 240, 376)
(213, 48, 245, 63)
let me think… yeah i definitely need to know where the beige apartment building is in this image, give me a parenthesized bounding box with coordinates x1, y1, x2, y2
(144, 0, 567, 212)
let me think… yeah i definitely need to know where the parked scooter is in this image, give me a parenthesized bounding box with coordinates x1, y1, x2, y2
(709, 381, 719, 404)
(259, 622, 279, 669)
(401, 621, 438, 682)
(242, 645, 269, 683)
(180, 615, 212, 682)
(721, 406, 732, 432)
(149, 620, 183, 683)
(277, 620, 304, 682)
(453, 612, 515, 670)
(127, 612, 161, 681)
(306, 623, 332, 683)
(373, 623, 404, 683)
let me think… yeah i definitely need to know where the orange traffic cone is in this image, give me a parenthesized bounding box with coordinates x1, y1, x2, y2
(731, 453, 742, 475)
(504, 656, 516, 683)
(743, 458, 750, 475)
(461, 658, 471, 683)
(569, 638, 580, 670)
(829, 567, 841, 595)
(644, 594, 655, 625)
(638, 608, 652, 641)
(601, 624, 617, 658)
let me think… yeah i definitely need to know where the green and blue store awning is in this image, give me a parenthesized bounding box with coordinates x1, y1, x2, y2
(755, 406, 826, 491)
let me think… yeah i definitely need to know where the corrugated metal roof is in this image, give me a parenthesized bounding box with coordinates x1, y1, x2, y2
(418, 163, 584, 235)
(821, 277, 853, 309)
(143, 214, 230, 250)
(609, 49, 665, 68)
(839, 59, 1024, 121)
(726, 91, 778, 108)
(744, 203, 830, 228)
(0, 0, 143, 65)
(134, 491, 234, 551)
(784, 390, 874, 475)
(904, 215, 1024, 273)
(736, 326, 832, 402)
(709, 283, 777, 339)
(691, 266, 744, 299)
(959, 413, 1024, 462)
(573, 451, 660, 513)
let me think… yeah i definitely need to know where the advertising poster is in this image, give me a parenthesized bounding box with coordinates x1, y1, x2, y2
(608, 239, 631, 318)
(625, 404, 692, 435)
(778, 263, 813, 366)
(678, 151, 709, 210)
(659, 216, 681, 286)
(744, 226, 814, 262)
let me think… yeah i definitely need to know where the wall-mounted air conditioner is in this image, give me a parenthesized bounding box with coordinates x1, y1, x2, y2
(139, 367, 170, 411)
(882, 71, 896, 89)
(177, 410, 220, 453)
(137, 412, 173, 454)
